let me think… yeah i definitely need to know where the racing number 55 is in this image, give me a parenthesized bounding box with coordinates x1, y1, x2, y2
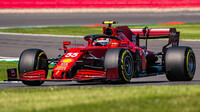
(65, 53, 79, 57)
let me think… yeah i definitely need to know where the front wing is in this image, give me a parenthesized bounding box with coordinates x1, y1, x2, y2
(7, 69, 107, 81)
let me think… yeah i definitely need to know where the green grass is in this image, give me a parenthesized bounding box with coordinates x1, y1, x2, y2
(0, 85, 200, 112)
(0, 62, 18, 81)
(0, 26, 102, 36)
(0, 23, 200, 39)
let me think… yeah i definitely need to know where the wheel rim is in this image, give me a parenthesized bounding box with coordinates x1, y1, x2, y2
(188, 54, 195, 75)
(39, 56, 47, 70)
(123, 55, 133, 76)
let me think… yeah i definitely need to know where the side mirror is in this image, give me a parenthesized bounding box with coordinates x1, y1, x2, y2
(62, 41, 71, 53)
(84, 36, 92, 46)
(63, 41, 71, 49)
(84, 36, 91, 41)
(63, 41, 71, 47)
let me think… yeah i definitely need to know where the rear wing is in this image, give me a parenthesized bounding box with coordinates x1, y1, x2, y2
(131, 28, 180, 52)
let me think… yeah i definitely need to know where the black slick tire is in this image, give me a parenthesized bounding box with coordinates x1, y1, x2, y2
(104, 48, 134, 83)
(165, 46, 196, 81)
(18, 49, 48, 86)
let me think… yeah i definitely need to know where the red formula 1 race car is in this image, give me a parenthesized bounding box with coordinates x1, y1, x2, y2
(7, 21, 196, 86)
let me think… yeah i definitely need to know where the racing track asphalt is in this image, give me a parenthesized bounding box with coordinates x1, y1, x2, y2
(1, 12, 200, 27)
(0, 34, 199, 88)
(0, 12, 200, 88)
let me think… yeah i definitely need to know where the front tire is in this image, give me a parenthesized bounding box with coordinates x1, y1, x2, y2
(19, 49, 48, 86)
(165, 46, 196, 81)
(104, 48, 134, 83)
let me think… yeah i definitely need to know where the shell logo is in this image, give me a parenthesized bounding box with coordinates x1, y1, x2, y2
(62, 59, 73, 63)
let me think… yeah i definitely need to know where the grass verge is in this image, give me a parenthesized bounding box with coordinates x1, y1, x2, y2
(0, 26, 102, 36)
(0, 85, 200, 112)
(0, 23, 200, 39)
(0, 61, 18, 81)
(0, 61, 54, 81)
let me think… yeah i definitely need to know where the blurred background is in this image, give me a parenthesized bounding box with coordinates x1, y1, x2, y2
(0, 0, 200, 8)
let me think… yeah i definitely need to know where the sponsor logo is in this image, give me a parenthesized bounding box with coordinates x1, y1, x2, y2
(62, 58, 73, 63)
(60, 63, 69, 66)
(55, 66, 66, 70)
(132, 35, 136, 44)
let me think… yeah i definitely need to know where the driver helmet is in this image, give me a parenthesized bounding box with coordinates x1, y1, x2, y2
(97, 38, 110, 46)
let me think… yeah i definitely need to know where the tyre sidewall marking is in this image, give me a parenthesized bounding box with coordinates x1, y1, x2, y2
(120, 50, 131, 82)
(36, 52, 46, 83)
(36, 52, 46, 70)
(186, 49, 193, 78)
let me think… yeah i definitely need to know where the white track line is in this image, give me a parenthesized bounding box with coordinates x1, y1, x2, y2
(0, 56, 19, 62)
(181, 39, 200, 41)
(0, 25, 82, 29)
(0, 81, 22, 84)
(0, 32, 83, 38)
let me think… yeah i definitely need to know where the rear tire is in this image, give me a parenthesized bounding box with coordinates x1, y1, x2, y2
(19, 49, 48, 86)
(165, 46, 196, 81)
(104, 48, 134, 83)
